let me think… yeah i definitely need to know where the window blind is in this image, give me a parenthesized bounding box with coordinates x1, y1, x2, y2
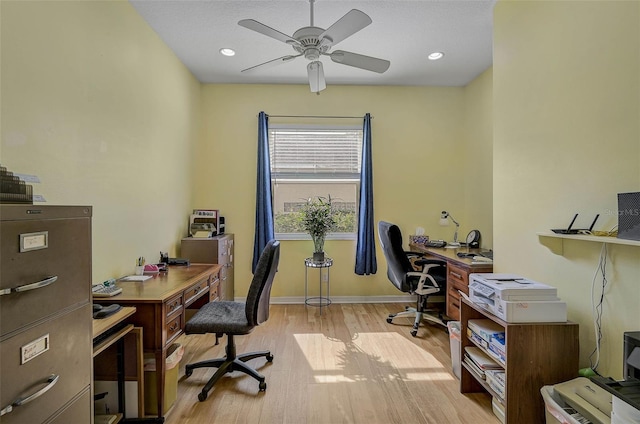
(269, 127, 363, 179)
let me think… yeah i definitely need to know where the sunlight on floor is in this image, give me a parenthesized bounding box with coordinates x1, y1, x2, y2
(293, 331, 455, 383)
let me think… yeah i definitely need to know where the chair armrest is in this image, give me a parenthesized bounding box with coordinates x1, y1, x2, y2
(406, 271, 441, 295)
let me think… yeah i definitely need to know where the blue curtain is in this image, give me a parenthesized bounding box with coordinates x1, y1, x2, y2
(355, 113, 377, 275)
(252, 112, 275, 273)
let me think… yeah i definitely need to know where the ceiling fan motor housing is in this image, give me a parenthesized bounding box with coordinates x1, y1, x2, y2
(292, 27, 330, 60)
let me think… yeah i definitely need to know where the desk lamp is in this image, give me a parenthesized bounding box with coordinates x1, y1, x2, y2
(439, 211, 460, 247)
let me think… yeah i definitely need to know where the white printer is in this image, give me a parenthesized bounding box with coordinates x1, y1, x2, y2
(468, 273, 567, 322)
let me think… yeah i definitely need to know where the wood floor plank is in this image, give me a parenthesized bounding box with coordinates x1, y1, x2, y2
(163, 304, 499, 424)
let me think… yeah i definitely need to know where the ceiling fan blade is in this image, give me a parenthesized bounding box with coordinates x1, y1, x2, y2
(238, 19, 300, 46)
(318, 9, 372, 47)
(307, 61, 326, 93)
(241, 54, 301, 73)
(329, 50, 390, 74)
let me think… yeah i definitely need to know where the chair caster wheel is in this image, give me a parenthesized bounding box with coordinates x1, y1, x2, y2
(386, 317, 393, 324)
(410, 330, 418, 337)
(185, 366, 193, 378)
(198, 391, 208, 402)
(259, 381, 267, 392)
(266, 353, 274, 362)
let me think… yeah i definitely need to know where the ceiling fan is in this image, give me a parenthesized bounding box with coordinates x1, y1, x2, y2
(238, 0, 390, 93)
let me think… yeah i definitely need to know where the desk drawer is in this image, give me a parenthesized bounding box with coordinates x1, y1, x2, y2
(0, 305, 91, 424)
(209, 278, 220, 302)
(447, 286, 461, 320)
(164, 294, 183, 319)
(447, 263, 469, 293)
(184, 278, 209, 307)
(165, 314, 182, 345)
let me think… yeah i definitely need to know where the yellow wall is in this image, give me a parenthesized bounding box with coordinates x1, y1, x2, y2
(194, 83, 493, 299)
(1, 1, 202, 283)
(463, 67, 494, 248)
(494, 0, 640, 378)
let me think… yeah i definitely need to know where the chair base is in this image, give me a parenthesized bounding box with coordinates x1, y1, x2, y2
(184, 334, 273, 401)
(387, 305, 448, 337)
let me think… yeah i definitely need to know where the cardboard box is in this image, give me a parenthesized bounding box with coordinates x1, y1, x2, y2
(468, 319, 505, 343)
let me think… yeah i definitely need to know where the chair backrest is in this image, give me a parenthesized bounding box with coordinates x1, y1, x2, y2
(378, 221, 413, 292)
(245, 240, 280, 327)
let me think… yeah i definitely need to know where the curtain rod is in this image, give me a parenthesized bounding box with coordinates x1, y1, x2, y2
(264, 114, 371, 119)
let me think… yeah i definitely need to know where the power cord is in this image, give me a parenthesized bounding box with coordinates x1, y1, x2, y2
(588, 242, 609, 375)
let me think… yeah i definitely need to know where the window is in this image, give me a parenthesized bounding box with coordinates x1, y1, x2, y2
(269, 125, 363, 239)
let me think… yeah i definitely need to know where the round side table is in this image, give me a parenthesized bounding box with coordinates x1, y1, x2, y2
(304, 257, 333, 314)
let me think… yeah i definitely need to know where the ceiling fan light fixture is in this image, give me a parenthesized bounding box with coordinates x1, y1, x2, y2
(428, 51, 444, 60)
(238, 1, 390, 93)
(219, 48, 236, 57)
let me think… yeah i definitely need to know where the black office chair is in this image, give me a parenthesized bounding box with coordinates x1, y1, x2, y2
(184, 240, 280, 401)
(378, 221, 448, 337)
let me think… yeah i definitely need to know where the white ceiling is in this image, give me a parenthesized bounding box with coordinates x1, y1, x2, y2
(129, 0, 496, 88)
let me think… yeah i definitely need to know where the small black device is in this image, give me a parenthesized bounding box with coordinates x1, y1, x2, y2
(424, 240, 446, 248)
(551, 213, 579, 234)
(618, 192, 640, 241)
(466, 230, 481, 248)
(552, 213, 599, 235)
(92, 303, 122, 319)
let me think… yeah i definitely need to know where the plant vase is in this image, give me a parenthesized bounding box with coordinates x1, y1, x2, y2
(301, 196, 336, 264)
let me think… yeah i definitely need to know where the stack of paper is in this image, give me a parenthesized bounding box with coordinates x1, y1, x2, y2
(486, 369, 506, 400)
(463, 346, 503, 379)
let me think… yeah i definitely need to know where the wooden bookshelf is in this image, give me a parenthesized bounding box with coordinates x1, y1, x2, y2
(459, 297, 579, 423)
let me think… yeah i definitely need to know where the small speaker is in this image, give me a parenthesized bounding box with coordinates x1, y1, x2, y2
(617, 192, 640, 241)
(218, 216, 225, 234)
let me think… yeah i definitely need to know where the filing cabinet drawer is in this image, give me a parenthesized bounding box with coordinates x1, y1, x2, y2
(164, 294, 183, 319)
(165, 314, 182, 345)
(0, 211, 91, 337)
(47, 387, 92, 424)
(0, 305, 92, 424)
(184, 278, 209, 307)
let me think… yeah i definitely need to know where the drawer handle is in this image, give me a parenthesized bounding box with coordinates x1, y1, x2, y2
(169, 323, 179, 332)
(0, 374, 59, 416)
(0, 276, 58, 296)
(193, 286, 201, 294)
(449, 271, 463, 279)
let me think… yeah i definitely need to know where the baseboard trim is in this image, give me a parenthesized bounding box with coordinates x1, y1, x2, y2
(234, 295, 417, 304)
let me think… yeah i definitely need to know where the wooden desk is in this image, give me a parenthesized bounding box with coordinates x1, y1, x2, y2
(409, 244, 493, 320)
(94, 264, 221, 419)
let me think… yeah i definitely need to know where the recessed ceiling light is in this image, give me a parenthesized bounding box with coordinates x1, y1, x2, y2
(428, 52, 444, 60)
(219, 48, 235, 57)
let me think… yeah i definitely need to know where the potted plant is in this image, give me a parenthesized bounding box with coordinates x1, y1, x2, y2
(301, 195, 336, 262)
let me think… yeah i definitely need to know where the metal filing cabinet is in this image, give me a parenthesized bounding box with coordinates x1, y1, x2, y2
(181, 234, 234, 300)
(0, 205, 93, 424)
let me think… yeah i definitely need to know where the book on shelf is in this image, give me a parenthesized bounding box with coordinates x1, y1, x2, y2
(463, 355, 487, 379)
(464, 346, 503, 371)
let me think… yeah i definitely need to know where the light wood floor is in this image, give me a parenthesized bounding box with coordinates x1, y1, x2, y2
(165, 303, 500, 424)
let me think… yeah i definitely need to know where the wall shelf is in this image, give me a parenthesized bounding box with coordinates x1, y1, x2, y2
(537, 232, 640, 255)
